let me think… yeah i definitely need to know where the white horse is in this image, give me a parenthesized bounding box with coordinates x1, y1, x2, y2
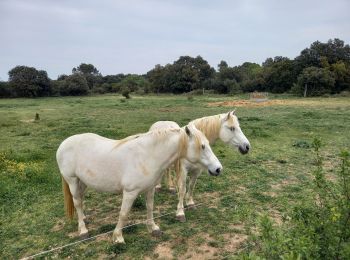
(56, 125, 222, 243)
(150, 110, 250, 221)
(149, 121, 180, 193)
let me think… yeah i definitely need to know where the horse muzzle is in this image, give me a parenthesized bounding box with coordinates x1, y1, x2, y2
(208, 167, 222, 176)
(238, 143, 250, 155)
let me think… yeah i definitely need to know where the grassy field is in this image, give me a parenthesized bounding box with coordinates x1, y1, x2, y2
(0, 94, 349, 259)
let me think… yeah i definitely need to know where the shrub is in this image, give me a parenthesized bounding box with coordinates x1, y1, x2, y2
(249, 138, 350, 259)
(0, 81, 12, 98)
(121, 86, 131, 99)
(60, 74, 89, 96)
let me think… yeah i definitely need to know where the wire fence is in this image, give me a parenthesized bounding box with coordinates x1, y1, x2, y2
(20, 191, 237, 260)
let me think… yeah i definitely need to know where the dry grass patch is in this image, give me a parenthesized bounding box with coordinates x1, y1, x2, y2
(208, 98, 350, 108)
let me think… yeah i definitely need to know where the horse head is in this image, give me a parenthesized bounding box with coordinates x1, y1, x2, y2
(183, 124, 223, 176)
(219, 110, 251, 155)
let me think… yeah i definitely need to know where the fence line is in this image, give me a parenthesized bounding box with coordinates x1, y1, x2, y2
(20, 191, 235, 260)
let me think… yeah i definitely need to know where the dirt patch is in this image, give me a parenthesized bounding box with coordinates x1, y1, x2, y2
(269, 209, 283, 226)
(229, 223, 245, 232)
(158, 107, 185, 113)
(223, 233, 248, 252)
(154, 242, 174, 259)
(51, 219, 65, 232)
(208, 100, 287, 108)
(179, 232, 248, 259)
(207, 99, 350, 108)
(19, 119, 35, 123)
(270, 178, 297, 191)
(181, 233, 218, 260)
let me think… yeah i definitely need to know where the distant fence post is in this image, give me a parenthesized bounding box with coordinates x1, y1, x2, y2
(249, 92, 269, 102)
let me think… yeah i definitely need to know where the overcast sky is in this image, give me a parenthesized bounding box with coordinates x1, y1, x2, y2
(1, 0, 349, 80)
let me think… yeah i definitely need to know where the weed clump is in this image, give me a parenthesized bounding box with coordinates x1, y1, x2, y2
(248, 138, 350, 259)
(292, 140, 311, 149)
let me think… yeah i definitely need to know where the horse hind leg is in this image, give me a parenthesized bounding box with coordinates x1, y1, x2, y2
(66, 176, 89, 238)
(79, 180, 88, 222)
(155, 174, 163, 192)
(176, 164, 187, 222)
(166, 167, 176, 194)
(185, 169, 201, 209)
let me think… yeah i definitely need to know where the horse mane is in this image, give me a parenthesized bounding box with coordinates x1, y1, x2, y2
(191, 115, 222, 144)
(114, 133, 143, 148)
(114, 128, 190, 158)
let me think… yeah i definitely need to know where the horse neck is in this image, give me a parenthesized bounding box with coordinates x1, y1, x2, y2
(193, 115, 221, 144)
(148, 130, 187, 171)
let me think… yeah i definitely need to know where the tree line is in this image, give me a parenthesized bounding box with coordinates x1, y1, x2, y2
(1, 38, 349, 98)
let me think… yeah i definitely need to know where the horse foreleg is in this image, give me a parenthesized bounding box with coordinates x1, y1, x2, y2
(176, 166, 187, 222)
(185, 169, 202, 208)
(146, 187, 162, 236)
(66, 177, 88, 238)
(113, 190, 138, 243)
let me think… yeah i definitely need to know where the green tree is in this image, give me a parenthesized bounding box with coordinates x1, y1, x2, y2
(331, 61, 350, 92)
(72, 63, 100, 75)
(72, 63, 102, 89)
(8, 66, 51, 97)
(295, 38, 350, 75)
(0, 81, 12, 98)
(102, 74, 126, 84)
(60, 74, 89, 96)
(115, 74, 150, 93)
(263, 57, 297, 93)
(293, 67, 335, 96)
(147, 56, 214, 94)
(146, 64, 167, 93)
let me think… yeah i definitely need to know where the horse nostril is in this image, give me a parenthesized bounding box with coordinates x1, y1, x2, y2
(216, 168, 221, 174)
(246, 145, 250, 151)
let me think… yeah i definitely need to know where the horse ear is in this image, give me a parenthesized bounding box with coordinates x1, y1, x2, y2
(232, 109, 236, 115)
(226, 112, 231, 121)
(185, 126, 191, 136)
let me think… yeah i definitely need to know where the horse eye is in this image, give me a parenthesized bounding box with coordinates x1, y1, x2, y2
(230, 127, 235, 131)
(201, 144, 205, 150)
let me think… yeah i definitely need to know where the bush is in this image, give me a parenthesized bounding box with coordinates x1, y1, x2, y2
(60, 74, 89, 96)
(50, 80, 63, 96)
(250, 139, 350, 259)
(0, 81, 12, 98)
(121, 86, 130, 99)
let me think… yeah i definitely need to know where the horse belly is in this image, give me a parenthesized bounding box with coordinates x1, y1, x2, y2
(77, 166, 123, 193)
(75, 150, 124, 193)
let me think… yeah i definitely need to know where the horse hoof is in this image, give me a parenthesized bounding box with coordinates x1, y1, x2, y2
(113, 235, 125, 244)
(79, 232, 89, 240)
(169, 188, 177, 195)
(151, 229, 163, 237)
(186, 204, 196, 210)
(176, 215, 186, 222)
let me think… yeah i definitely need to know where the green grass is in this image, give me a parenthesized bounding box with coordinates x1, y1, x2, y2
(0, 94, 349, 259)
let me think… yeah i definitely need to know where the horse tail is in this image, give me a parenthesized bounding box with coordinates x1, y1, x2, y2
(62, 177, 75, 219)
